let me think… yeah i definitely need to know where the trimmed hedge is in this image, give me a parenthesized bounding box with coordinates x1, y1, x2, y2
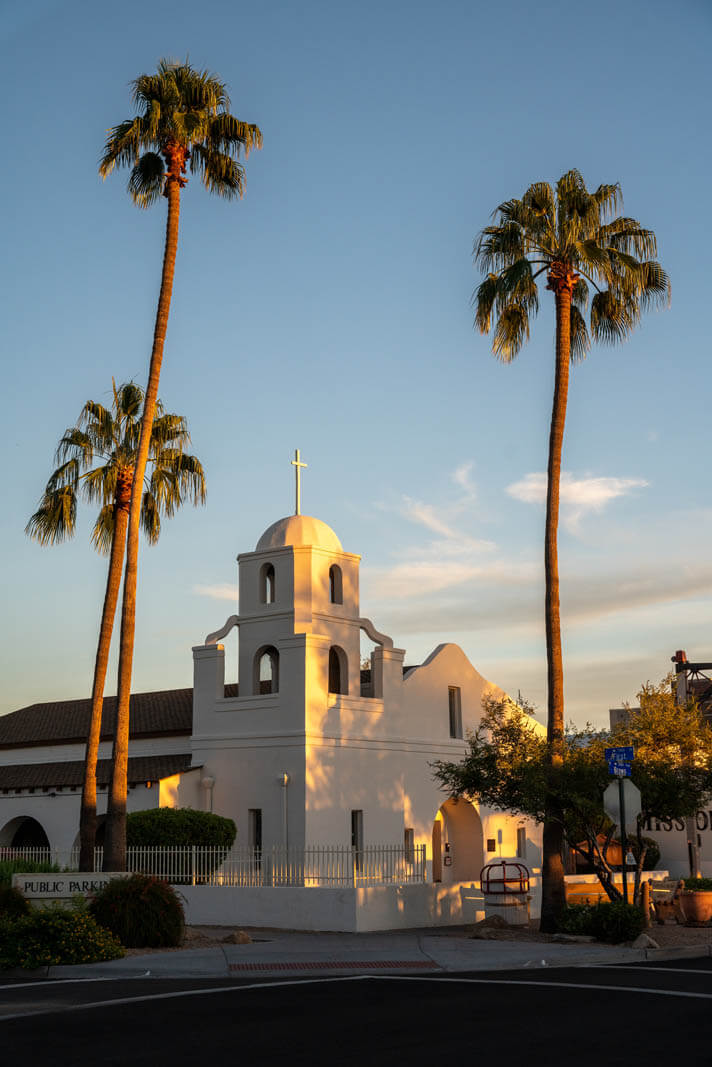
(126, 808, 236, 848)
(558, 900, 645, 943)
(89, 874, 184, 947)
(0, 906, 123, 970)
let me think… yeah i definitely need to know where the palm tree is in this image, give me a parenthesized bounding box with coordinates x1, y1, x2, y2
(99, 60, 261, 870)
(472, 170, 669, 931)
(26, 380, 206, 870)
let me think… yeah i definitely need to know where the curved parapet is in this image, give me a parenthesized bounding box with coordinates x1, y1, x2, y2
(358, 617, 393, 650)
(205, 615, 239, 645)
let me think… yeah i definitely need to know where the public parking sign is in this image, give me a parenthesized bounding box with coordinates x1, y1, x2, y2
(605, 746, 634, 762)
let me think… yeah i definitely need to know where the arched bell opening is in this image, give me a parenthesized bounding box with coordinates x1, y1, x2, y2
(254, 645, 279, 695)
(259, 562, 276, 604)
(329, 564, 343, 605)
(328, 646, 348, 695)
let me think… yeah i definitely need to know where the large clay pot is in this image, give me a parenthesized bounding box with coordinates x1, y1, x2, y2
(680, 891, 712, 925)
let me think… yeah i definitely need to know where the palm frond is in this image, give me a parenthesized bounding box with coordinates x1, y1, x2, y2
(99, 117, 147, 177)
(81, 463, 115, 507)
(150, 412, 190, 450)
(637, 260, 671, 310)
(591, 182, 622, 220)
(571, 277, 589, 311)
(115, 381, 144, 420)
(208, 114, 263, 156)
(127, 152, 165, 208)
(590, 289, 638, 344)
(90, 504, 115, 555)
(569, 305, 590, 362)
(492, 302, 531, 361)
(140, 490, 161, 545)
(55, 428, 94, 468)
(189, 144, 245, 198)
(475, 221, 525, 272)
(46, 457, 81, 492)
(472, 274, 499, 334)
(497, 258, 539, 316)
(25, 487, 77, 545)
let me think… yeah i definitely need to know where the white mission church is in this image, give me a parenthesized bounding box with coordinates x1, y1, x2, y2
(1, 463, 543, 928)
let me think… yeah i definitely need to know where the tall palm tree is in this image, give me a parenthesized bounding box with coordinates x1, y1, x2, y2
(472, 170, 669, 931)
(26, 381, 206, 870)
(99, 59, 261, 870)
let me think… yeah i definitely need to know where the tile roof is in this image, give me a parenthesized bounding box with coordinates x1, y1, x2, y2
(0, 753, 196, 791)
(0, 684, 239, 750)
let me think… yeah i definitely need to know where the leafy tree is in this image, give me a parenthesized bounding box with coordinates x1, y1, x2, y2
(472, 171, 669, 930)
(26, 381, 205, 869)
(433, 680, 712, 918)
(99, 60, 261, 870)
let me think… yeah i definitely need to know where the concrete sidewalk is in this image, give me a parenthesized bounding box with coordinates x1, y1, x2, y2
(48, 927, 712, 979)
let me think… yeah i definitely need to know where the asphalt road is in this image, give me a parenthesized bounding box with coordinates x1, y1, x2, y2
(2, 959, 712, 1065)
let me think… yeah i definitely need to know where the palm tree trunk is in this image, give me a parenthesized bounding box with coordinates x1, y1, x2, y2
(103, 166, 183, 872)
(78, 480, 131, 871)
(539, 274, 573, 932)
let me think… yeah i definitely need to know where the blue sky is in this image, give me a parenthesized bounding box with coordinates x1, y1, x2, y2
(2, 0, 710, 725)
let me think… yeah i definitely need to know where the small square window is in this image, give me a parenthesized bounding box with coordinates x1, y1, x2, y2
(517, 826, 527, 858)
(487, 838, 496, 853)
(404, 827, 415, 863)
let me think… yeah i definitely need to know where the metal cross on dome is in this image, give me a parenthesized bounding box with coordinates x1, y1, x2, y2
(291, 448, 307, 515)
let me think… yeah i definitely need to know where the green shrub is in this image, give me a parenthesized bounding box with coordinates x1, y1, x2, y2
(0, 906, 123, 970)
(0, 858, 61, 889)
(0, 886, 30, 919)
(559, 900, 644, 943)
(127, 808, 236, 848)
(589, 900, 646, 943)
(682, 877, 712, 892)
(89, 874, 184, 947)
(558, 903, 596, 936)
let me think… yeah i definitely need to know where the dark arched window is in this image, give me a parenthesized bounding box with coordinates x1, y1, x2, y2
(259, 563, 275, 604)
(254, 645, 279, 694)
(329, 564, 343, 604)
(328, 646, 348, 695)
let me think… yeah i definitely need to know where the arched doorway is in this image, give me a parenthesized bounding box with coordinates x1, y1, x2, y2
(431, 798, 483, 884)
(0, 816, 51, 850)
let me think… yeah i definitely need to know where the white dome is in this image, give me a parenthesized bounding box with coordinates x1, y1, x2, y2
(256, 515, 343, 553)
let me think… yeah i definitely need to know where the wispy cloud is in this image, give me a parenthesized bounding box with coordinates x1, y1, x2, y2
(506, 472, 649, 532)
(192, 583, 237, 602)
(452, 461, 477, 499)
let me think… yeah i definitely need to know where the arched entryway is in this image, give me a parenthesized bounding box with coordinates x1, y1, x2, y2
(0, 816, 51, 850)
(431, 798, 484, 884)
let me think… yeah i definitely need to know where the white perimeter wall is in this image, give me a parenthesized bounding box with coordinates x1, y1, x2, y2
(179, 879, 530, 932)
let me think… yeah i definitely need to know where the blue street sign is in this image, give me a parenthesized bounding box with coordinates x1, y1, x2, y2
(607, 760, 632, 778)
(605, 746, 634, 763)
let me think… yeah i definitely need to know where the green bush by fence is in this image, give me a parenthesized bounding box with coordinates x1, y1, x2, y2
(127, 808, 236, 848)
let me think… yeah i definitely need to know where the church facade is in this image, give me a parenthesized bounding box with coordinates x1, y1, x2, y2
(1, 510, 543, 923)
